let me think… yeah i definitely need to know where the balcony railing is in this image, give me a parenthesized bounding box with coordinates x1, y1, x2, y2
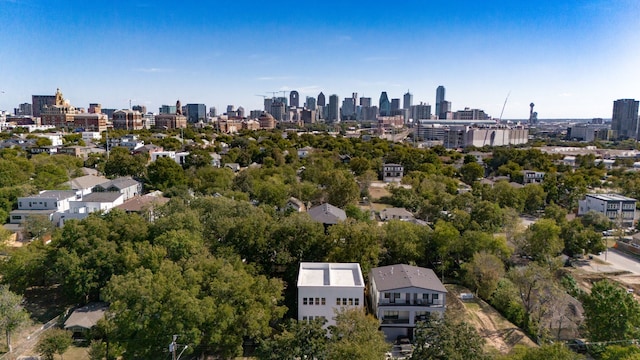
(379, 299, 444, 307)
(381, 318, 410, 324)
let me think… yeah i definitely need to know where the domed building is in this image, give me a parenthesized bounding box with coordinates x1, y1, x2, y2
(258, 112, 276, 130)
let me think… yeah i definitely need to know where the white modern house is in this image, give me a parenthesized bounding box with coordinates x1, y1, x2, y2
(64, 175, 109, 196)
(92, 177, 141, 202)
(370, 264, 447, 341)
(578, 193, 637, 227)
(297, 262, 365, 327)
(10, 190, 78, 224)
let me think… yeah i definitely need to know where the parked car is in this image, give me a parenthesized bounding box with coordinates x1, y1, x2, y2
(566, 339, 587, 353)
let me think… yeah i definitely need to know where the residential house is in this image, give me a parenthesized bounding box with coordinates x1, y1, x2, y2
(370, 264, 447, 341)
(578, 193, 637, 227)
(297, 146, 314, 159)
(64, 302, 108, 338)
(10, 190, 78, 224)
(297, 262, 365, 327)
(92, 177, 141, 201)
(522, 170, 545, 184)
(308, 203, 346, 225)
(210, 152, 222, 168)
(286, 197, 306, 213)
(225, 163, 241, 172)
(116, 192, 169, 221)
(382, 163, 404, 183)
(64, 175, 109, 196)
(594, 159, 615, 170)
(380, 208, 414, 222)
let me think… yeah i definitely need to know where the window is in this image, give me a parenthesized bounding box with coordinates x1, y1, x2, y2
(321, 298, 326, 305)
(423, 293, 429, 300)
(342, 298, 347, 305)
(315, 298, 320, 305)
(303, 316, 308, 321)
(354, 298, 359, 306)
(348, 298, 353, 305)
(394, 293, 401, 299)
(384, 293, 390, 299)
(11, 215, 21, 220)
(432, 294, 439, 300)
(303, 298, 308, 305)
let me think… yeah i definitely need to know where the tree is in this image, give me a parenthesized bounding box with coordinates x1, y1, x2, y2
(321, 170, 359, 208)
(503, 343, 584, 360)
(23, 214, 54, 240)
(0, 286, 30, 353)
(522, 218, 562, 261)
(459, 162, 484, 185)
(411, 314, 487, 360)
(37, 328, 72, 360)
(256, 318, 328, 360)
(462, 251, 505, 299)
(582, 280, 640, 342)
(327, 308, 389, 360)
(600, 345, 640, 360)
(146, 157, 186, 191)
(103, 147, 147, 178)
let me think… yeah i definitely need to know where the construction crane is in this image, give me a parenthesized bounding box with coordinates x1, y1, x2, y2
(255, 94, 267, 99)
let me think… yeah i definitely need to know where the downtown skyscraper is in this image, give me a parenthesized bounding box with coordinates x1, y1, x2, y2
(611, 99, 640, 140)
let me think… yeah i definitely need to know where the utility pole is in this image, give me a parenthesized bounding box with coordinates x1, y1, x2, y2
(170, 335, 178, 360)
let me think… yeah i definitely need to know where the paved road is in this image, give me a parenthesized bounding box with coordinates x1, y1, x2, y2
(592, 248, 640, 275)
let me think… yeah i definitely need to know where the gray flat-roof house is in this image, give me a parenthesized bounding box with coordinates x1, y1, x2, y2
(380, 207, 414, 222)
(370, 264, 447, 341)
(578, 193, 637, 227)
(10, 190, 78, 224)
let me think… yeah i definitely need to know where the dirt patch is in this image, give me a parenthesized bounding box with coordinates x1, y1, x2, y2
(446, 284, 537, 354)
(368, 186, 391, 200)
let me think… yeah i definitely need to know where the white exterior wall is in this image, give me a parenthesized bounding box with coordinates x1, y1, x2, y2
(298, 286, 364, 327)
(69, 197, 124, 215)
(81, 132, 102, 142)
(18, 195, 74, 212)
(151, 151, 176, 162)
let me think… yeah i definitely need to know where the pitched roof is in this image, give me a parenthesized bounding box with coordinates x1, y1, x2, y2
(65, 175, 109, 190)
(380, 207, 414, 218)
(307, 203, 346, 224)
(116, 194, 169, 212)
(96, 177, 139, 190)
(371, 264, 446, 293)
(81, 192, 124, 203)
(64, 302, 108, 330)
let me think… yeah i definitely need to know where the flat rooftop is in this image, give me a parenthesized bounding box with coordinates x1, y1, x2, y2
(297, 262, 364, 288)
(587, 193, 636, 202)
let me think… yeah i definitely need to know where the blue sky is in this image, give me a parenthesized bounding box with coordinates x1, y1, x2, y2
(1, 0, 639, 119)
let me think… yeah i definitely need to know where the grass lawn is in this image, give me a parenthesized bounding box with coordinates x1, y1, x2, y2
(61, 345, 89, 360)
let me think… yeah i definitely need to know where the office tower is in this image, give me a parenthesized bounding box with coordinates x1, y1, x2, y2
(209, 107, 217, 117)
(379, 92, 391, 116)
(15, 103, 32, 116)
(403, 91, 413, 110)
(611, 99, 640, 140)
(413, 103, 431, 120)
(226, 105, 235, 114)
(351, 93, 358, 113)
(132, 105, 147, 114)
(360, 97, 371, 107)
(102, 109, 117, 120)
(391, 98, 401, 114)
(317, 92, 326, 107)
(328, 94, 340, 123)
(159, 105, 177, 114)
(290, 90, 299, 107)
(185, 103, 207, 123)
(435, 85, 445, 118)
(237, 106, 245, 118)
(439, 101, 451, 119)
(306, 96, 316, 110)
(32, 94, 56, 117)
(270, 100, 285, 121)
(342, 97, 355, 119)
(276, 97, 288, 107)
(87, 103, 101, 114)
(264, 98, 273, 112)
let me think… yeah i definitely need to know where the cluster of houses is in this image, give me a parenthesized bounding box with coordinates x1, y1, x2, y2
(6, 174, 168, 240)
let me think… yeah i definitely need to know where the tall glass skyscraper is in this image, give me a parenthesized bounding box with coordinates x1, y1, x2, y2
(403, 91, 413, 110)
(435, 85, 445, 118)
(379, 92, 391, 116)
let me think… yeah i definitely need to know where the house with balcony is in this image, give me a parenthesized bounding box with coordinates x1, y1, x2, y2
(578, 193, 637, 227)
(369, 264, 447, 341)
(382, 163, 404, 183)
(297, 262, 365, 327)
(522, 170, 545, 184)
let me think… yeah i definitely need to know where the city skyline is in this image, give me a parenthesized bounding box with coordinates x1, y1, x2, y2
(1, 1, 639, 119)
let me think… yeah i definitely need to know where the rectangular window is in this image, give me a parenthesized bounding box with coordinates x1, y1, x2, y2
(315, 298, 320, 305)
(348, 298, 353, 305)
(354, 298, 359, 306)
(384, 293, 390, 299)
(321, 298, 326, 305)
(432, 294, 439, 300)
(303, 316, 307, 321)
(423, 293, 429, 300)
(337, 298, 341, 306)
(303, 298, 308, 305)
(342, 298, 347, 306)
(394, 293, 401, 299)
